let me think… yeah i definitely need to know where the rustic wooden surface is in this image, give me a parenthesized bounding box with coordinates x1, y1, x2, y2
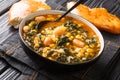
(0, 0, 120, 80)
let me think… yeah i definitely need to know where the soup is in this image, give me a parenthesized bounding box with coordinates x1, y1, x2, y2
(22, 14, 100, 64)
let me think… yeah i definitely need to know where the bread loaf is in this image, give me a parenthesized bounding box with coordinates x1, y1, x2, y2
(8, 0, 51, 28)
(67, 1, 120, 34)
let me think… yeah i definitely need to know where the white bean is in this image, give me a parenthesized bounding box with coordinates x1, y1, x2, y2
(73, 39, 85, 48)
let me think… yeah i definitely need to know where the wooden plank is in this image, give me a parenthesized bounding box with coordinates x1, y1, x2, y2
(0, 59, 8, 74)
(80, 43, 119, 80)
(107, 59, 120, 80)
(0, 67, 20, 80)
(0, 0, 19, 16)
(0, 12, 17, 45)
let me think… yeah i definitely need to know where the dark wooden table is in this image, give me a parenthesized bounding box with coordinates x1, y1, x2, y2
(0, 0, 120, 80)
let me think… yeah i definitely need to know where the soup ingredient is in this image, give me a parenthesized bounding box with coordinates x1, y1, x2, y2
(8, 0, 51, 28)
(44, 37, 54, 46)
(23, 26, 30, 33)
(73, 39, 85, 48)
(23, 14, 100, 64)
(35, 16, 46, 22)
(57, 36, 70, 47)
(53, 26, 67, 36)
(67, 1, 120, 34)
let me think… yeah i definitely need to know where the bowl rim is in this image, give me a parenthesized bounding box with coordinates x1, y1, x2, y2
(19, 10, 104, 65)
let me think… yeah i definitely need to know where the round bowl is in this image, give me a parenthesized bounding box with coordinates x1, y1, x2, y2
(19, 10, 104, 70)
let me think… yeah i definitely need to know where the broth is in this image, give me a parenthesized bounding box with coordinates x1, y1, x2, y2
(22, 14, 100, 64)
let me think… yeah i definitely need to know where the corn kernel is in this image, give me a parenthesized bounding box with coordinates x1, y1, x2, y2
(77, 53, 84, 58)
(76, 35, 83, 40)
(66, 32, 71, 37)
(34, 43, 40, 48)
(41, 30, 45, 34)
(43, 47, 50, 53)
(84, 52, 90, 57)
(34, 37, 39, 43)
(80, 49, 85, 54)
(69, 36, 74, 40)
(48, 57, 53, 60)
(48, 31, 52, 34)
(61, 26, 67, 31)
(42, 52, 47, 57)
(29, 21, 36, 28)
(89, 44, 95, 48)
(50, 44, 55, 48)
(52, 38, 58, 42)
(41, 36, 45, 41)
(32, 29, 37, 33)
(77, 31, 81, 33)
(84, 45, 89, 49)
(66, 42, 70, 46)
(86, 48, 94, 53)
(43, 48, 47, 53)
(76, 35, 80, 38)
(97, 43, 100, 47)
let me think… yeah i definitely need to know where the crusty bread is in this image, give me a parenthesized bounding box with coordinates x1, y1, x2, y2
(8, 0, 51, 28)
(67, 1, 120, 34)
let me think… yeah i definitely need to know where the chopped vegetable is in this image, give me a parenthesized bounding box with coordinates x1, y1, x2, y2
(57, 36, 70, 47)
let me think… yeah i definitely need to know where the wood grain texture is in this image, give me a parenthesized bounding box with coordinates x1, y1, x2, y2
(0, 0, 19, 16)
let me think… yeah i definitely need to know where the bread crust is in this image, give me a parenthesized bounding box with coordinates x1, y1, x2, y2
(8, 0, 51, 28)
(67, 2, 120, 34)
